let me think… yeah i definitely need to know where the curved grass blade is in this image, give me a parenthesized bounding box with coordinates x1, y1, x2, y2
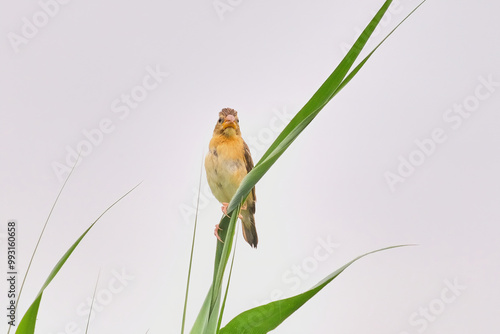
(85, 270, 101, 334)
(206, 209, 240, 333)
(219, 245, 412, 334)
(210, 209, 239, 308)
(189, 211, 239, 334)
(335, 0, 427, 96)
(192, 0, 426, 332)
(227, 0, 396, 214)
(7, 152, 81, 334)
(181, 159, 204, 334)
(217, 224, 239, 332)
(16, 183, 141, 334)
(190, 288, 213, 333)
(190, 215, 232, 333)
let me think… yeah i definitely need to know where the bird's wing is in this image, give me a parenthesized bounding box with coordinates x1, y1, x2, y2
(243, 140, 256, 202)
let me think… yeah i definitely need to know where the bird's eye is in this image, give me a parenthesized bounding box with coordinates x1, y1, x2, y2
(218, 118, 223, 124)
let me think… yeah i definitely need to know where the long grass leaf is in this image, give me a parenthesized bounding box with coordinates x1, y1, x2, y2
(85, 270, 101, 334)
(190, 216, 227, 333)
(206, 208, 240, 333)
(216, 225, 239, 332)
(182, 159, 204, 334)
(190, 210, 239, 334)
(335, 0, 427, 96)
(227, 0, 395, 214)
(16, 183, 140, 334)
(219, 246, 412, 333)
(190, 289, 213, 333)
(210, 210, 239, 308)
(8, 152, 81, 334)
(192, 0, 426, 332)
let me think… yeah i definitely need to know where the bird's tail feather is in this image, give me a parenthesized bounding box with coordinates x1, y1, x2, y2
(241, 210, 258, 248)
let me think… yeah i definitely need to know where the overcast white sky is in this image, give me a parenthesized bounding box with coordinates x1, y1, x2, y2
(1, 0, 499, 333)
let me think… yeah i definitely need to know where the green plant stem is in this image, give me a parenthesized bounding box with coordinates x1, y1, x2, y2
(85, 270, 101, 334)
(181, 159, 204, 334)
(216, 224, 239, 332)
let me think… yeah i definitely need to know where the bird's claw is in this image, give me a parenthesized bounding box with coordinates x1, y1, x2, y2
(214, 224, 224, 243)
(221, 202, 243, 219)
(221, 203, 230, 217)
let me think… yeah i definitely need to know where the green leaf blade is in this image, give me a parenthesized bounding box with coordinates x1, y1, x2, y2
(189, 212, 239, 334)
(190, 0, 426, 331)
(15, 297, 41, 334)
(219, 246, 411, 334)
(15, 184, 140, 334)
(227, 0, 395, 213)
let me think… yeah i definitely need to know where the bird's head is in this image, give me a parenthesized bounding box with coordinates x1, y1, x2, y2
(213, 108, 241, 137)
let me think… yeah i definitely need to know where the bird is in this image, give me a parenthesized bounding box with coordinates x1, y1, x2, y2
(205, 108, 258, 248)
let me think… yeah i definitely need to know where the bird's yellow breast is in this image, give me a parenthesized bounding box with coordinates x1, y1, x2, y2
(205, 135, 248, 203)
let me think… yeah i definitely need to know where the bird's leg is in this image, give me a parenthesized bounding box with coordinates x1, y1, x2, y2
(214, 224, 223, 243)
(221, 202, 230, 217)
(221, 202, 244, 219)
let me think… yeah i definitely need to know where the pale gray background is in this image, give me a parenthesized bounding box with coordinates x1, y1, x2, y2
(1, 0, 499, 333)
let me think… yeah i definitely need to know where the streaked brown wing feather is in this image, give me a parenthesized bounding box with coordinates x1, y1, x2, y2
(243, 140, 256, 202)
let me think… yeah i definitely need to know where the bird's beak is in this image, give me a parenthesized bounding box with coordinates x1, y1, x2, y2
(222, 115, 236, 129)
